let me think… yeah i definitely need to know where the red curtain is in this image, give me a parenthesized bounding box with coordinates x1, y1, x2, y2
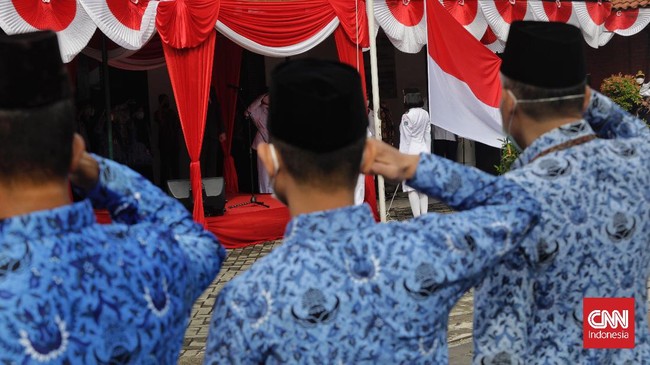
(161, 31, 217, 225)
(213, 35, 242, 196)
(330, 0, 370, 49)
(155, 0, 221, 49)
(157, 0, 221, 224)
(219, 0, 337, 47)
(151, 0, 375, 223)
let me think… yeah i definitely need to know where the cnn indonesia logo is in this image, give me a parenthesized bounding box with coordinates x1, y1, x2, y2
(583, 298, 635, 349)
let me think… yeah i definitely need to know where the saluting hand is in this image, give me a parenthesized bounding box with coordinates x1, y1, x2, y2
(69, 151, 99, 193)
(362, 139, 419, 181)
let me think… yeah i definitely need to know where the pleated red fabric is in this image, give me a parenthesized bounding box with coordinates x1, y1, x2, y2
(162, 30, 217, 224)
(156, 0, 220, 49)
(219, 0, 336, 47)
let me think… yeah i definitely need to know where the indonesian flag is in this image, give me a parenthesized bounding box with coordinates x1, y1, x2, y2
(426, 0, 504, 147)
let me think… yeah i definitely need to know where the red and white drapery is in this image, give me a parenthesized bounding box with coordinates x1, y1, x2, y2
(3, 0, 650, 223)
(3, 0, 650, 69)
(0, 0, 96, 62)
(375, 0, 427, 53)
(374, 0, 650, 53)
(0, 0, 372, 223)
(3, 1, 650, 63)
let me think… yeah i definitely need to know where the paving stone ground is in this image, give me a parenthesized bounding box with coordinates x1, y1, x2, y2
(177, 194, 650, 365)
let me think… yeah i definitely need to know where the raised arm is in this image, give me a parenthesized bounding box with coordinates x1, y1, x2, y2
(407, 153, 526, 211)
(584, 89, 650, 139)
(81, 154, 226, 297)
(396, 153, 540, 281)
(363, 141, 539, 282)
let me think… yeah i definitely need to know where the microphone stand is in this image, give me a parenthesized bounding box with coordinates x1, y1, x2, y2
(229, 87, 269, 209)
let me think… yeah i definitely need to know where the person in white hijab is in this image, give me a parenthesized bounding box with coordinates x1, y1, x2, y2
(399, 89, 431, 217)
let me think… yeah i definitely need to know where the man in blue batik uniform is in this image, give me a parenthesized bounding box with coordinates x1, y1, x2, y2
(0, 32, 225, 363)
(204, 59, 540, 364)
(471, 22, 650, 364)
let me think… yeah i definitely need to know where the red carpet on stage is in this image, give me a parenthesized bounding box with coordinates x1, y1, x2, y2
(94, 194, 290, 249)
(206, 194, 290, 249)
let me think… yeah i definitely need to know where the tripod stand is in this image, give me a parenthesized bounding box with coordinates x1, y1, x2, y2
(229, 88, 269, 209)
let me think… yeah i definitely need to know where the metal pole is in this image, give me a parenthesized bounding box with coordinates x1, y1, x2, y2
(366, 0, 386, 222)
(101, 35, 113, 159)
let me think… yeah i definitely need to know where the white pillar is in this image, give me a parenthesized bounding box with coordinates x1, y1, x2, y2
(366, 0, 386, 222)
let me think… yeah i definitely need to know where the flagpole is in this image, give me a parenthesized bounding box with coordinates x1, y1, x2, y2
(366, 0, 386, 222)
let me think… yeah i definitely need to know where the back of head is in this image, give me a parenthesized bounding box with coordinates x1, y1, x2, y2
(268, 59, 368, 190)
(501, 21, 587, 120)
(0, 31, 74, 185)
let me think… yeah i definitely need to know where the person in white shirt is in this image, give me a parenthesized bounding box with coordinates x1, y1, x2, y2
(399, 90, 431, 217)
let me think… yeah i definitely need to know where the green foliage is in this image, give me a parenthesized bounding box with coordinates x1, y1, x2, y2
(600, 73, 643, 113)
(495, 139, 519, 175)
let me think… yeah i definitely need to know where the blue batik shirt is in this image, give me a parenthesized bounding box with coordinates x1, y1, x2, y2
(473, 91, 650, 364)
(204, 153, 540, 364)
(0, 156, 226, 364)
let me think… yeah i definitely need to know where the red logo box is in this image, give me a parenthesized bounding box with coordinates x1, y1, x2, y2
(583, 297, 635, 349)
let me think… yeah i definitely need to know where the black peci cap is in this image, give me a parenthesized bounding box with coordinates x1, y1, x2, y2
(268, 59, 368, 153)
(501, 21, 586, 89)
(0, 31, 71, 109)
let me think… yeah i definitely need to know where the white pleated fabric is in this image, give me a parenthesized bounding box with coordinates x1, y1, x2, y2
(374, 0, 426, 54)
(528, 0, 579, 26)
(0, 0, 96, 62)
(215, 19, 339, 58)
(610, 8, 650, 36)
(441, 0, 488, 40)
(479, 0, 532, 43)
(2, 0, 650, 65)
(574, 1, 611, 48)
(79, 0, 158, 50)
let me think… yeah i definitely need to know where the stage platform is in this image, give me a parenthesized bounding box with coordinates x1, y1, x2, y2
(206, 193, 290, 249)
(95, 193, 290, 249)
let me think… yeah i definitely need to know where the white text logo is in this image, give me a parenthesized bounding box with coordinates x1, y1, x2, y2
(587, 309, 629, 329)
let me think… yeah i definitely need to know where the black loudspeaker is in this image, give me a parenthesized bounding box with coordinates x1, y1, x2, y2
(166, 177, 226, 216)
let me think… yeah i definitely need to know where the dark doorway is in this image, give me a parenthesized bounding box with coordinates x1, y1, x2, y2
(232, 50, 267, 193)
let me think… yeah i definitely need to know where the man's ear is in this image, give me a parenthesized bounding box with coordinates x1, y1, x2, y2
(583, 85, 592, 113)
(69, 133, 86, 173)
(360, 139, 377, 174)
(257, 143, 278, 177)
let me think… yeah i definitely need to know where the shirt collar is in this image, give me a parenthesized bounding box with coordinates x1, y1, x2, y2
(512, 119, 596, 170)
(283, 204, 375, 241)
(0, 200, 96, 240)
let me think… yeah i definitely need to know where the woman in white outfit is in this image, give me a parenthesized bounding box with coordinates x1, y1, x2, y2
(399, 91, 431, 217)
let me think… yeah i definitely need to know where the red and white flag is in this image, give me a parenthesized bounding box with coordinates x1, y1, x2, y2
(426, 0, 504, 147)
